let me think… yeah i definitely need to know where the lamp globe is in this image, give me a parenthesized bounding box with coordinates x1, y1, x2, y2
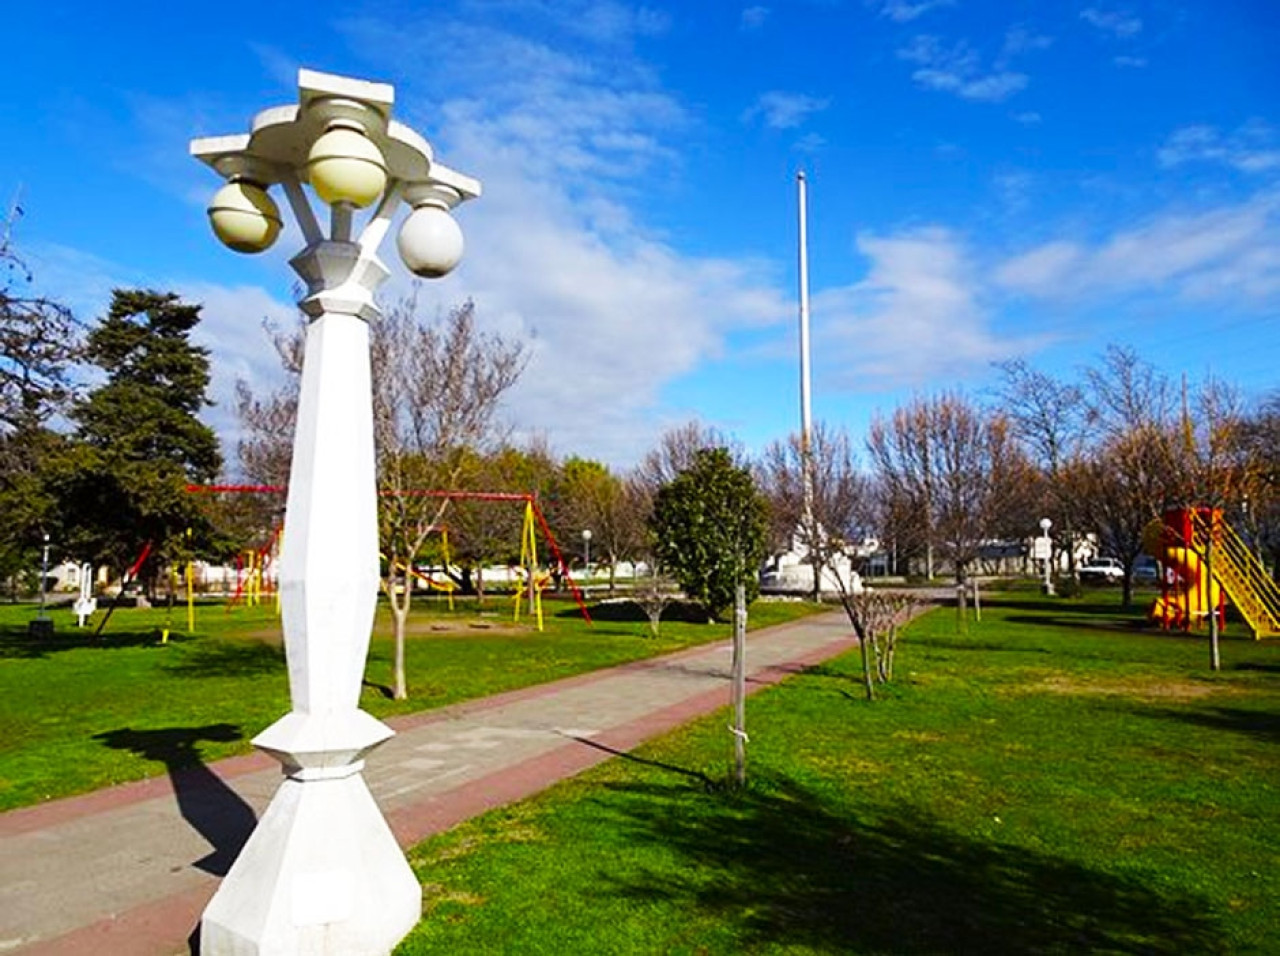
(306, 122, 388, 208)
(397, 204, 464, 278)
(207, 180, 282, 253)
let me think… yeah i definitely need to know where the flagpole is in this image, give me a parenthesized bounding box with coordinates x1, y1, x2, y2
(797, 171, 813, 451)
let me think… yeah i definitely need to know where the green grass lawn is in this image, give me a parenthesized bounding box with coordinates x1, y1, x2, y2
(395, 591, 1280, 955)
(0, 594, 823, 811)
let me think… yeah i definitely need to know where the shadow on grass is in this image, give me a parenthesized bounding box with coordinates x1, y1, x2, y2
(562, 734, 715, 786)
(981, 598, 1132, 617)
(1233, 661, 1280, 674)
(907, 635, 1058, 655)
(595, 774, 1225, 954)
(163, 640, 286, 678)
(93, 724, 257, 876)
(1138, 705, 1280, 745)
(556, 599, 714, 624)
(1002, 614, 1154, 637)
(0, 625, 187, 659)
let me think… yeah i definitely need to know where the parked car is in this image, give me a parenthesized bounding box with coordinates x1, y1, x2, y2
(1133, 556, 1160, 584)
(1079, 557, 1125, 584)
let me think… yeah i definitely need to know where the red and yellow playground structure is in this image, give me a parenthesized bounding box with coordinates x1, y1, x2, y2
(1145, 507, 1280, 638)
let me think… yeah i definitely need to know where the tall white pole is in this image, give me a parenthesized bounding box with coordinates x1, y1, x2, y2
(797, 171, 813, 451)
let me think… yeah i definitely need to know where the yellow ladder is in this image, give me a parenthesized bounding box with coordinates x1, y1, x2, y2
(1188, 510, 1280, 638)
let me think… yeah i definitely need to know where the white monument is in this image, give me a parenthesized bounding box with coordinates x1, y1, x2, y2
(191, 70, 480, 955)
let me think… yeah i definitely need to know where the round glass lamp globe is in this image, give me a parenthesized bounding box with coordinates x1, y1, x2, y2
(398, 206, 464, 278)
(306, 127, 387, 208)
(208, 181, 282, 253)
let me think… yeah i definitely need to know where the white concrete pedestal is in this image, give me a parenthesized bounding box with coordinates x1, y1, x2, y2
(200, 769, 418, 955)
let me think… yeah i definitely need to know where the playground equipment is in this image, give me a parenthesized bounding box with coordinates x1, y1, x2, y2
(187, 483, 593, 624)
(1146, 508, 1280, 638)
(512, 500, 552, 631)
(72, 563, 96, 627)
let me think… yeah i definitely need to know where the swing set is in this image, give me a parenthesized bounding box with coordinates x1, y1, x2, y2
(186, 484, 593, 630)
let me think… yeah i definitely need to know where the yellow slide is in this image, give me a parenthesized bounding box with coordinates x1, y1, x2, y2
(1149, 545, 1221, 629)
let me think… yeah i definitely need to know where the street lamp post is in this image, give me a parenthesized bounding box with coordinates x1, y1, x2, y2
(38, 533, 50, 620)
(582, 529, 592, 582)
(191, 70, 479, 955)
(1039, 518, 1054, 596)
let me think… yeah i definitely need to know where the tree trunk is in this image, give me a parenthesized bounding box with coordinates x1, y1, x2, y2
(389, 563, 410, 700)
(731, 583, 747, 786)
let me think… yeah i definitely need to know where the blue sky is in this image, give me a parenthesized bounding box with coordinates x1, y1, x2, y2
(3, 0, 1278, 468)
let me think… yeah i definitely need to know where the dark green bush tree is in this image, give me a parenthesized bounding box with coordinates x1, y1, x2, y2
(650, 447, 768, 621)
(52, 290, 222, 592)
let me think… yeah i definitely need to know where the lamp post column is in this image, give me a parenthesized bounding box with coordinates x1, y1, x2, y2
(192, 69, 480, 956)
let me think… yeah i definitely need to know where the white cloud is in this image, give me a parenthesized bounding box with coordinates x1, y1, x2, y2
(1013, 110, 1043, 126)
(1080, 7, 1143, 38)
(898, 35, 1028, 102)
(809, 228, 1039, 389)
(740, 5, 769, 30)
(457, 0, 670, 45)
(875, 0, 954, 23)
(1002, 26, 1053, 59)
(996, 193, 1280, 305)
(333, 12, 794, 464)
(1158, 122, 1280, 175)
(1113, 55, 1147, 68)
(743, 91, 832, 129)
(179, 283, 298, 450)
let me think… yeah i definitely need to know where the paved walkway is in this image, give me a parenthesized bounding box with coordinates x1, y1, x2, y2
(0, 610, 858, 955)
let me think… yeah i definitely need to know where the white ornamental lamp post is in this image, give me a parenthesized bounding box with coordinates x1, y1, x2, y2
(190, 70, 480, 955)
(582, 529, 592, 580)
(1039, 517, 1054, 596)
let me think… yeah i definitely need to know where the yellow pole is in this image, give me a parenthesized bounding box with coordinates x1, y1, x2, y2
(186, 527, 195, 633)
(442, 527, 455, 611)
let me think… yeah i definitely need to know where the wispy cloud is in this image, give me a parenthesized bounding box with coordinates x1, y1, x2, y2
(1079, 7, 1143, 39)
(874, 0, 954, 23)
(898, 35, 1028, 102)
(1012, 110, 1043, 126)
(743, 91, 831, 129)
(1001, 25, 1053, 59)
(811, 228, 1040, 389)
(1113, 55, 1147, 68)
(740, 5, 769, 30)
(459, 0, 670, 45)
(1158, 122, 1280, 174)
(331, 12, 793, 464)
(996, 193, 1280, 304)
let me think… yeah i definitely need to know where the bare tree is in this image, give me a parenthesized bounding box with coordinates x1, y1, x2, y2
(235, 318, 305, 489)
(993, 359, 1086, 572)
(841, 590, 924, 700)
(237, 295, 526, 699)
(374, 296, 526, 698)
(0, 236, 81, 585)
(759, 422, 871, 602)
(1069, 347, 1182, 605)
(869, 393, 1027, 584)
(868, 402, 936, 579)
(636, 421, 737, 493)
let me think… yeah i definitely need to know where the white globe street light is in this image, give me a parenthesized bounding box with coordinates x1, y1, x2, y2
(1039, 517, 1054, 596)
(191, 70, 480, 956)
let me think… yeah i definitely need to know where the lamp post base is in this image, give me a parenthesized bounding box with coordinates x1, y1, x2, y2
(200, 768, 419, 955)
